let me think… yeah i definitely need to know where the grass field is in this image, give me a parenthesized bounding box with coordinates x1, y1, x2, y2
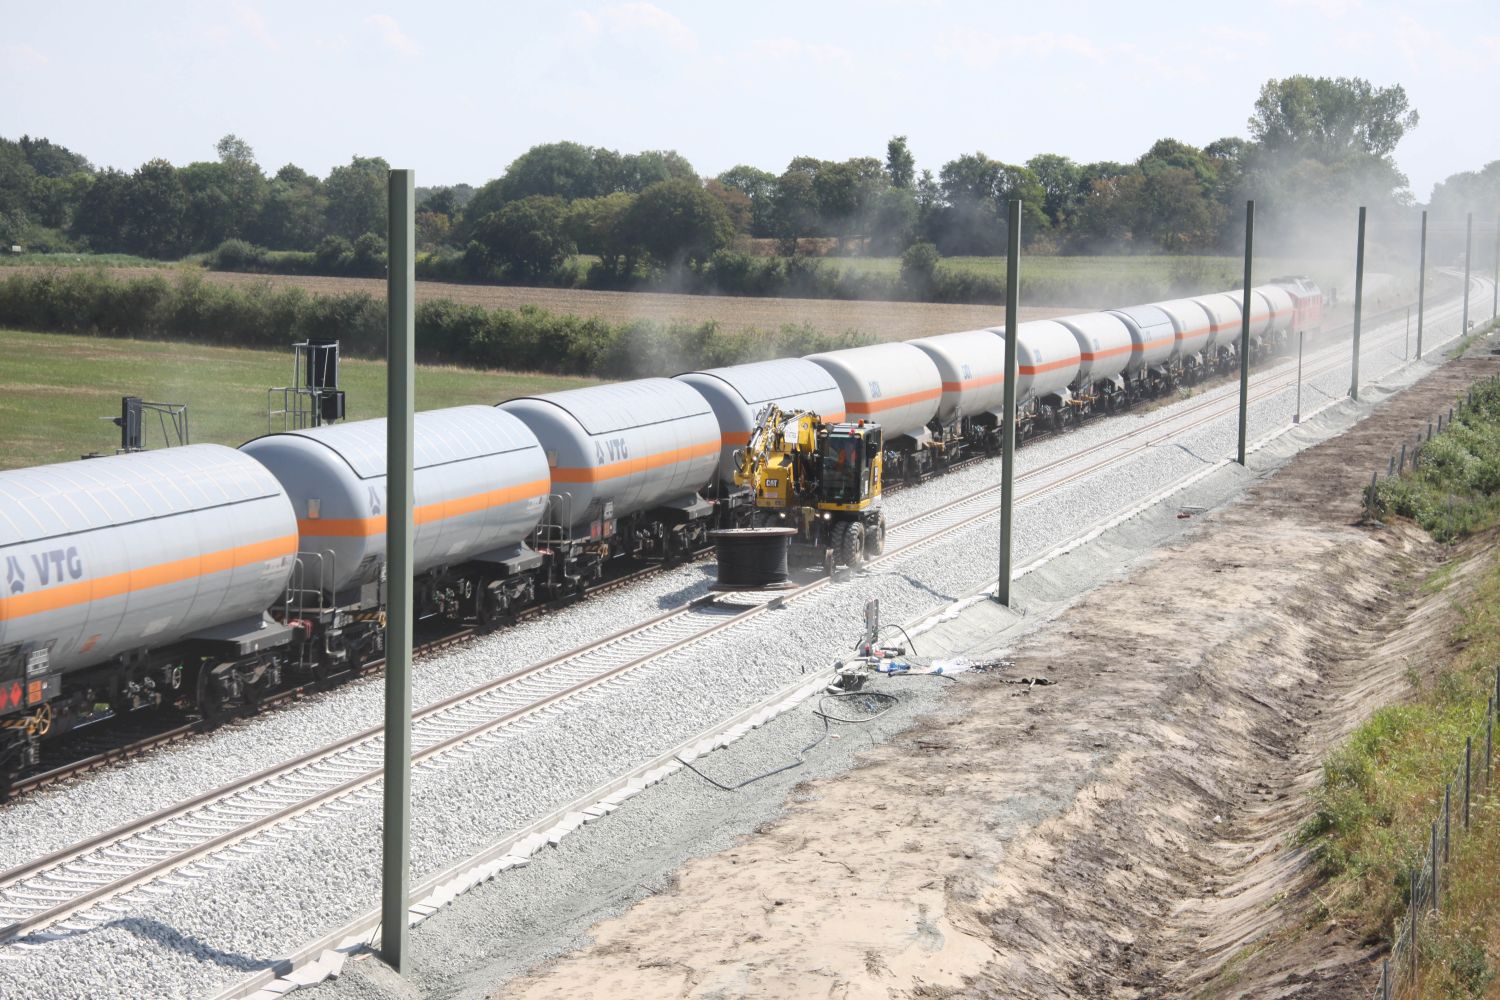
(0, 328, 598, 471)
(0, 252, 183, 269)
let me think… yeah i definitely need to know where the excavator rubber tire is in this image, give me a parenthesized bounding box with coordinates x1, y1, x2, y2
(866, 513, 886, 557)
(834, 520, 865, 569)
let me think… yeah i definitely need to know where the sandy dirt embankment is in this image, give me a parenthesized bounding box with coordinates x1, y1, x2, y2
(501, 356, 1500, 999)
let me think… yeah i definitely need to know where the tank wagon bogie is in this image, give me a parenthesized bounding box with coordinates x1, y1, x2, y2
(0, 446, 299, 773)
(500, 379, 721, 582)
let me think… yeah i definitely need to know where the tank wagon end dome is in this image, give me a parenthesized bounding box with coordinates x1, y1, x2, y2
(1107, 304, 1178, 371)
(1145, 298, 1216, 358)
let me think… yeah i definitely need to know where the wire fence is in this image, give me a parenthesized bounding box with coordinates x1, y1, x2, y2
(1362, 377, 1498, 526)
(1371, 669, 1500, 999)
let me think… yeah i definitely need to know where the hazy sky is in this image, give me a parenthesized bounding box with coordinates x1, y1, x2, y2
(3, 0, 1496, 200)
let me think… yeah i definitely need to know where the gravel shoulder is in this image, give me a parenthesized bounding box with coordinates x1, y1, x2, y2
(337, 347, 1499, 998)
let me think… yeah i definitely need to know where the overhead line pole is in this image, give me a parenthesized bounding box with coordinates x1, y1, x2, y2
(1351, 206, 1366, 401)
(1493, 213, 1498, 319)
(1236, 200, 1253, 466)
(995, 199, 1020, 608)
(1416, 210, 1427, 360)
(381, 168, 415, 974)
(1463, 212, 1473, 337)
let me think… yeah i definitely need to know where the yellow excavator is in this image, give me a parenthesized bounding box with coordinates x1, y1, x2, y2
(732, 403, 887, 569)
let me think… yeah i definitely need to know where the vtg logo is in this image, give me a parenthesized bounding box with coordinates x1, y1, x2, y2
(594, 437, 629, 464)
(6, 547, 84, 594)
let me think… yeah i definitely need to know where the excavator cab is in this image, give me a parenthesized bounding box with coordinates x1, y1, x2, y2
(817, 423, 882, 511)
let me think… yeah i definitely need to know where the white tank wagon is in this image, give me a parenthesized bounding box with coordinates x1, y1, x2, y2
(675, 359, 846, 489)
(905, 329, 1011, 460)
(805, 343, 943, 480)
(1190, 292, 1244, 365)
(241, 406, 551, 638)
(500, 378, 721, 566)
(1148, 298, 1216, 373)
(804, 343, 941, 440)
(1108, 303, 1179, 393)
(1004, 321, 1081, 405)
(1252, 284, 1297, 346)
(908, 330, 1008, 424)
(0, 445, 298, 766)
(1053, 312, 1135, 407)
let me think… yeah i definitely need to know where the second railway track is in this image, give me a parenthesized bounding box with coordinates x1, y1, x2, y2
(0, 281, 1483, 947)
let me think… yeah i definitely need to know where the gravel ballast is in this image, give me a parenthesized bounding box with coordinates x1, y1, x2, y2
(0, 280, 1482, 1000)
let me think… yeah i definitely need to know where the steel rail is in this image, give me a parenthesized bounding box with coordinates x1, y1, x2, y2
(0, 275, 1484, 943)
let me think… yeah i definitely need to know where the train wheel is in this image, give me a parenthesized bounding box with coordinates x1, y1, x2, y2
(195, 666, 227, 729)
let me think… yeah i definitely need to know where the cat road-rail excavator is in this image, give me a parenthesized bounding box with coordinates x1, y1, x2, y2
(731, 403, 887, 570)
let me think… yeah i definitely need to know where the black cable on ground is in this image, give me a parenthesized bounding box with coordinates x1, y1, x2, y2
(675, 691, 899, 792)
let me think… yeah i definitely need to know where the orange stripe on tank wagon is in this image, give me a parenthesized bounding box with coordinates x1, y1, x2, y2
(0, 534, 299, 622)
(1018, 357, 1078, 375)
(845, 387, 942, 414)
(298, 478, 551, 538)
(551, 440, 720, 484)
(940, 372, 1006, 392)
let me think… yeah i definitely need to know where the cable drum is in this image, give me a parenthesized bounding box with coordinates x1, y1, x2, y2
(710, 527, 798, 590)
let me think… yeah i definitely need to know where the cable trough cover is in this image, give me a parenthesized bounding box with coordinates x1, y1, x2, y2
(710, 527, 798, 591)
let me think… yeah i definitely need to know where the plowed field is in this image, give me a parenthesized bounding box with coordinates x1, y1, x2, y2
(89, 267, 1077, 340)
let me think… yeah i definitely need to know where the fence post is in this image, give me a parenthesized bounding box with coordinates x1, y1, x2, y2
(1412, 864, 1421, 982)
(1398, 443, 1407, 471)
(1432, 820, 1440, 912)
(1444, 783, 1452, 862)
(1382, 957, 1391, 1000)
(1465, 736, 1472, 828)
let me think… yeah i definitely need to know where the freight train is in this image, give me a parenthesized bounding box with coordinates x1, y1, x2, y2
(0, 280, 1322, 777)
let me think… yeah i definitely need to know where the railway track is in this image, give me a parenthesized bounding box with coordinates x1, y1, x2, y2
(0, 285, 1469, 946)
(1, 279, 1486, 949)
(0, 286, 1450, 803)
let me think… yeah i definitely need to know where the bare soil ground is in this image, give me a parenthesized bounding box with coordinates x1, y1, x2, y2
(82, 267, 1075, 339)
(500, 355, 1500, 999)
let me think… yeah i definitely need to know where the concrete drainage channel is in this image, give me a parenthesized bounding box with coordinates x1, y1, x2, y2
(204, 284, 1484, 1000)
(0, 280, 1484, 1000)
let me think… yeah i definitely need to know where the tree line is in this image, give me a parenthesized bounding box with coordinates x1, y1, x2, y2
(1, 75, 1481, 293)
